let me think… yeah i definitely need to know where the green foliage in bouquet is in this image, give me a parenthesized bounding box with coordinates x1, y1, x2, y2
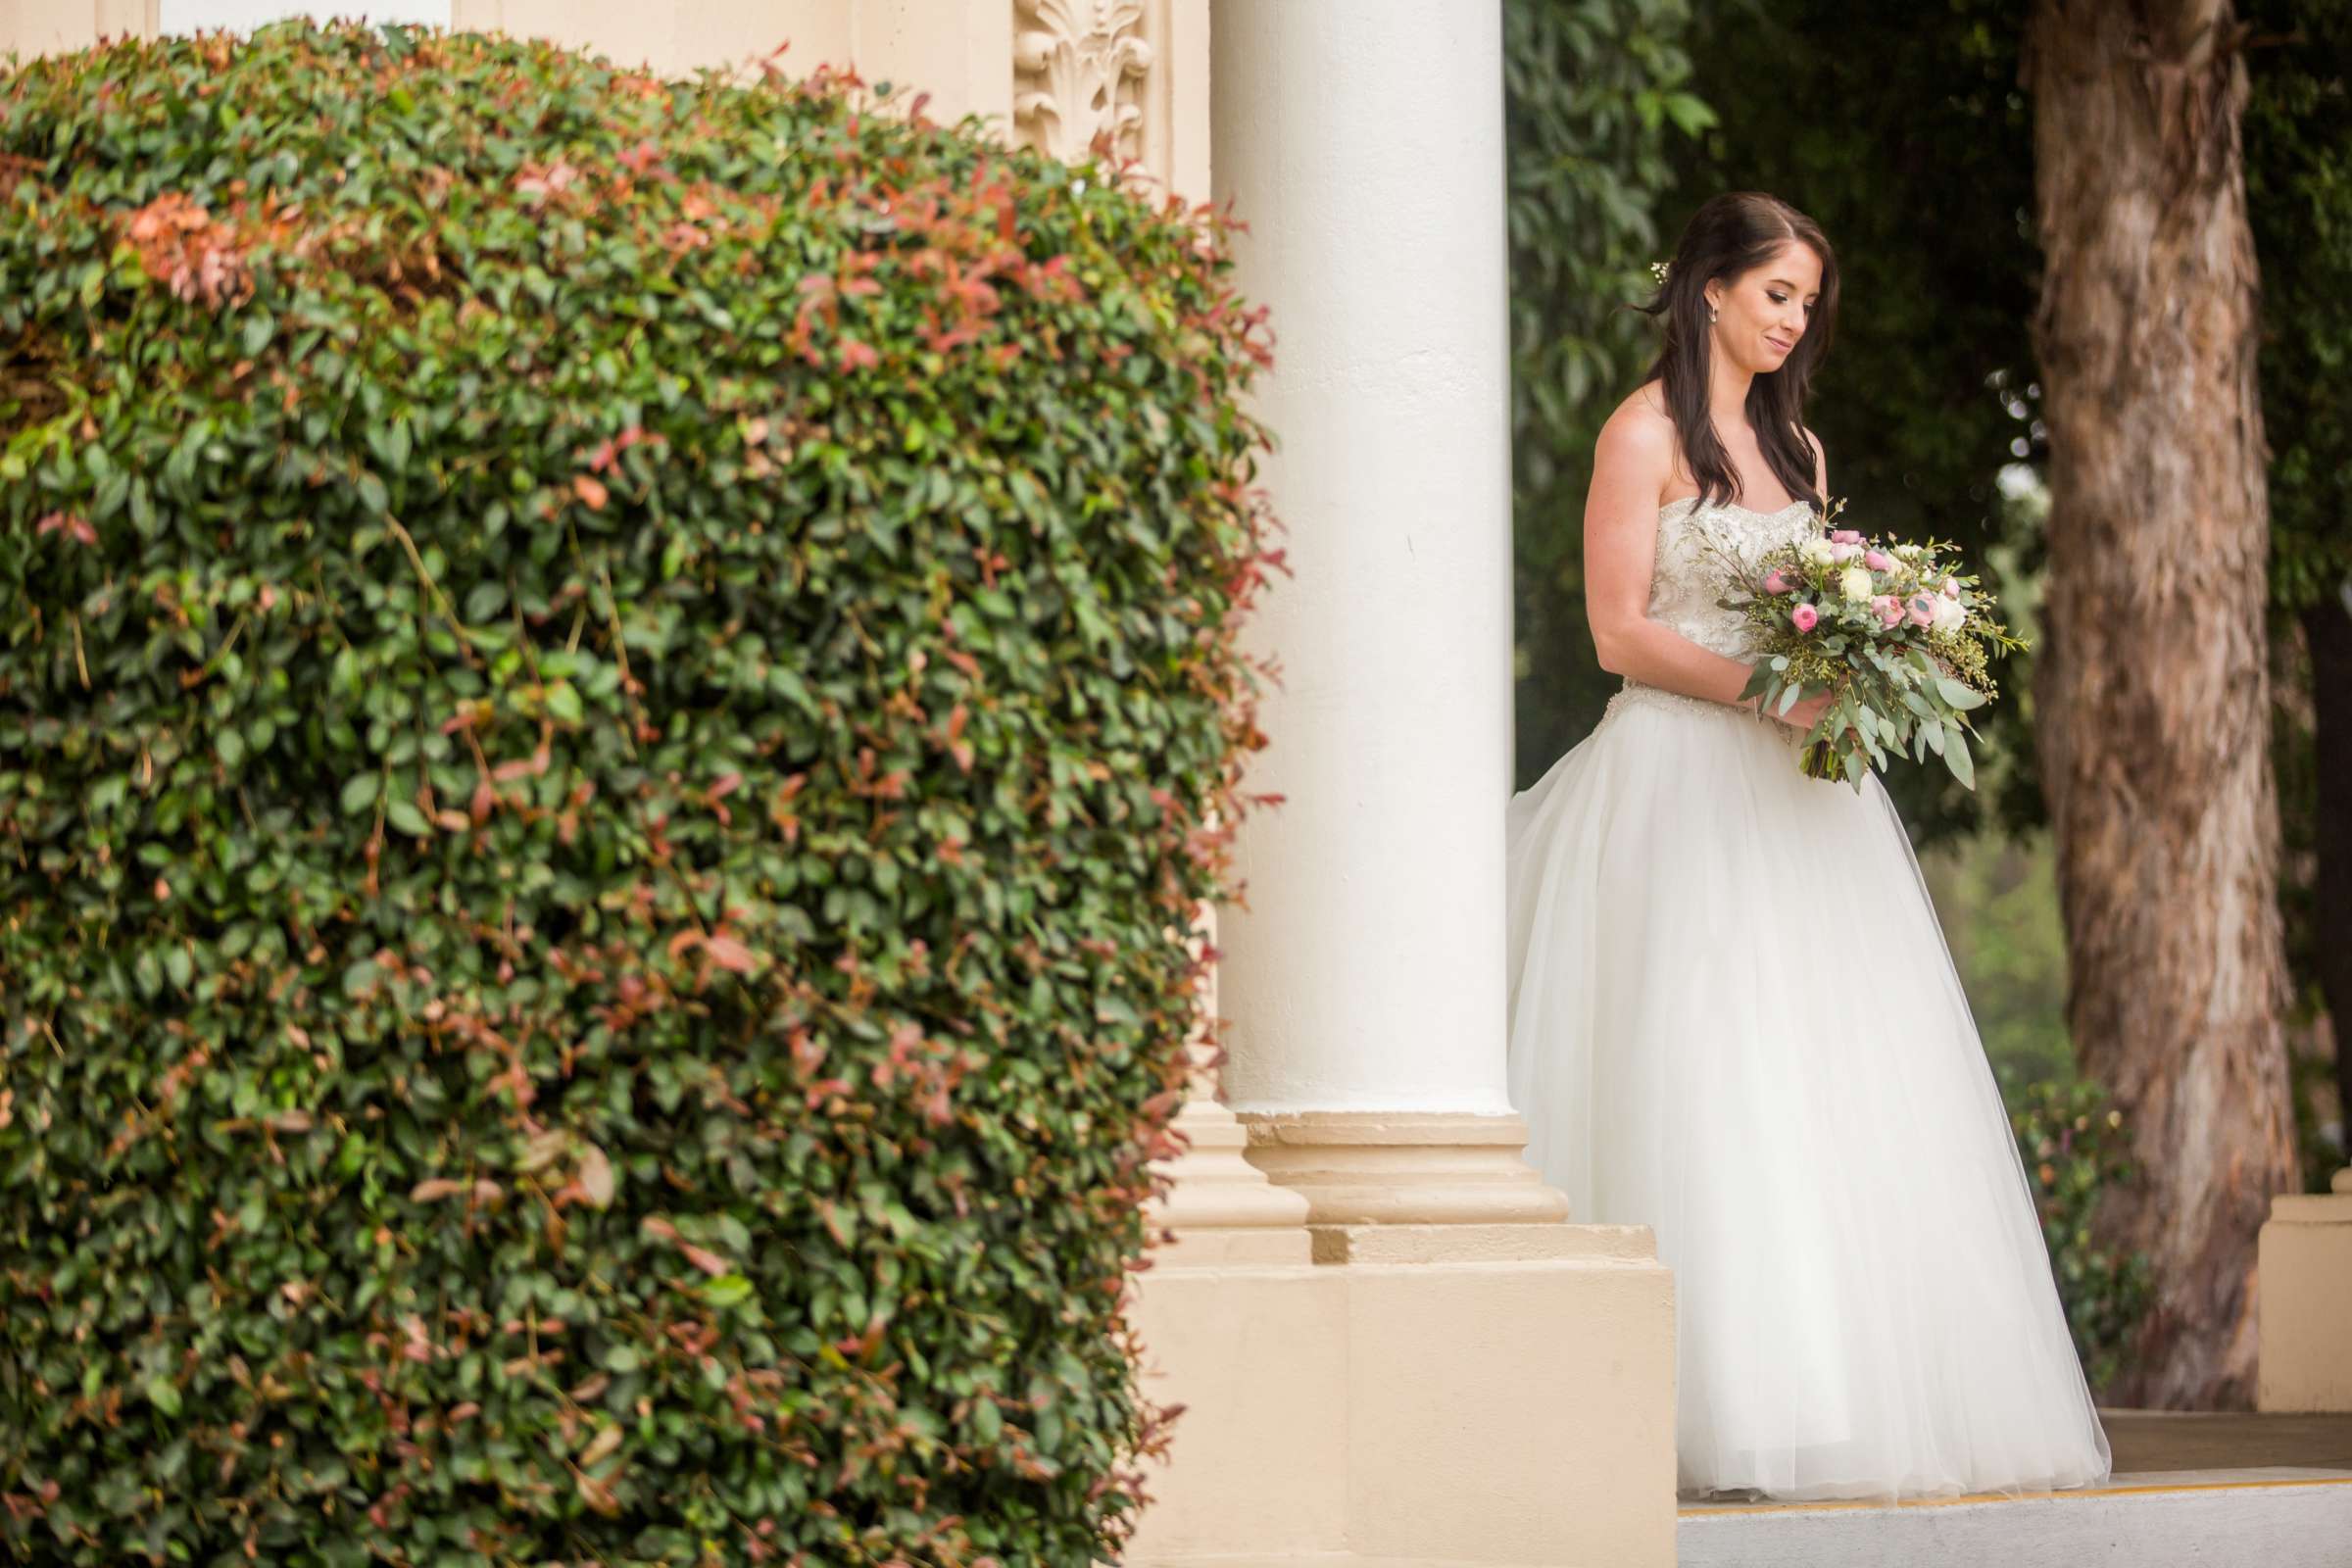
(0, 22, 1277, 1565)
(2004, 1076, 2156, 1396)
(1713, 500, 2027, 791)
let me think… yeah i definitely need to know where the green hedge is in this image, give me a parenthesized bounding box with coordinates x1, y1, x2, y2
(0, 22, 1273, 1565)
(2005, 1075, 2155, 1396)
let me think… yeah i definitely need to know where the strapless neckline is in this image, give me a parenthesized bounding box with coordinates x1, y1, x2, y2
(1658, 494, 1814, 524)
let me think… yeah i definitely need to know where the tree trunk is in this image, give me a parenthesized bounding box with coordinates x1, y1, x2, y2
(2307, 600, 2352, 1152)
(2022, 0, 2295, 1408)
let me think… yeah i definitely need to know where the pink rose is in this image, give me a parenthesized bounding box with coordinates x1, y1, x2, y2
(1790, 603, 1820, 633)
(1872, 595, 1905, 628)
(1940, 576, 1962, 599)
(1863, 550, 1894, 572)
(1831, 541, 1862, 564)
(1763, 568, 1792, 595)
(1830, 528, 1864, 545)
(1907, 593, 1937, 627)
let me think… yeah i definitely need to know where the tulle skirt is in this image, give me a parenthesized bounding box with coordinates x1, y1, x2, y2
(1504, 681, 2114, 1501)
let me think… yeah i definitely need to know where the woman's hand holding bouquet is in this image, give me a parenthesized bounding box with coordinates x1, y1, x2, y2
(1713, 499, 2027, 791)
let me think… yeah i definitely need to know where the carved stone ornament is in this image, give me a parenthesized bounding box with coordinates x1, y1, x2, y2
(1013, 0, 1153, 165)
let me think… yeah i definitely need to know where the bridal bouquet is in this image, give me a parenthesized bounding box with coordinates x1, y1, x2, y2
(1712, 500, 2026, 791)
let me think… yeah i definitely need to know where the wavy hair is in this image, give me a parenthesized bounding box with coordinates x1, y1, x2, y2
(1634, 192, 1839, 514)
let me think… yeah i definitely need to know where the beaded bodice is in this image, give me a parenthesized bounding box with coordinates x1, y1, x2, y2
(1603, 493, 1821, 726)
(1643, 493, 1819, 661)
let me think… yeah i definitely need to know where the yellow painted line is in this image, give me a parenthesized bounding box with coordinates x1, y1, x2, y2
(1679, 1473, 2352, 1517)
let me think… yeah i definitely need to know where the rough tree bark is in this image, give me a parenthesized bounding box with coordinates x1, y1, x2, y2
(2022, 0, 2296, 1407)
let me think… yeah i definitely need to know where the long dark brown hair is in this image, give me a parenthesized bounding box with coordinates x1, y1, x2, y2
(1635, 192, 1840, 514)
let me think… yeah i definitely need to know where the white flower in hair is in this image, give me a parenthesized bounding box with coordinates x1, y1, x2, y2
(1649, 259, 1672, 286)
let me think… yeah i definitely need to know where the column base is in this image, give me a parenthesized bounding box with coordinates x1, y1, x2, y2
(1148, 1096, 1316, 1267)
(2258, 1167, 2352, 1412)
(1238, 1110, 1572, 1252)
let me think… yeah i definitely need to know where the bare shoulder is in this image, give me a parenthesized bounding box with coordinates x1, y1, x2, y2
(1796, 422, 1828, 493)
(1595, 386, 1678, 475)
(1590, 386, 1679, 528)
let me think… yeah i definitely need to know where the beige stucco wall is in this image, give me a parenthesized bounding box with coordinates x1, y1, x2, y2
(2, 1, 1202, 206)
(446, 0, 1011, 129)
(1, 0, 147, 57)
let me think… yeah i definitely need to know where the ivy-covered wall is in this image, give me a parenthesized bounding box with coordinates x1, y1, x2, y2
(0, 22, 1274, 1564)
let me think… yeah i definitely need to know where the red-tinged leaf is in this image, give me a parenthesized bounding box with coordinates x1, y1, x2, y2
(839, 339, 878, 370)
(710, 771, 743, 801)
(36, 512, 95, 547)
(705, 935, 755, 974)
(573, 473, 609, 511)
(410, 1178, 467, 1202)
(680, 1243, 731, 1276)
(575, 1470, 620, 1516)
(492, 747, 549, 783)
(469, 778, 496, 824)
(640, 1215, 679, 1243)
(579, 1424, 622, 1467)
(576, 1144, 615, 1209)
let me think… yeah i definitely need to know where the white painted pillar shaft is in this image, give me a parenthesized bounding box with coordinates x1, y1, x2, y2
(1209, 1, 1515, 1116)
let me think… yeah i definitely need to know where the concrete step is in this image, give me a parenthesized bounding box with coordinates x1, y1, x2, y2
(1678, 1467, 2352, 1567)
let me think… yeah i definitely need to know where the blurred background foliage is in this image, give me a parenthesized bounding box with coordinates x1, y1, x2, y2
(2243, 0, 2352, 1188)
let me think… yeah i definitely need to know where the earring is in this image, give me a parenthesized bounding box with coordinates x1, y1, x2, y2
(1708, 306, 1719, 323)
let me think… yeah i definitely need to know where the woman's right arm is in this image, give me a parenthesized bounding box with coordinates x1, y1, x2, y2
(1581, 410, 1830, 729)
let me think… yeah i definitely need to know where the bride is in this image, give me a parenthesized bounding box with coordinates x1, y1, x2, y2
(1503, 192, 2114, 1502)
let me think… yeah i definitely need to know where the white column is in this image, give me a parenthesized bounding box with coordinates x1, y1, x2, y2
(1210, 0, 1563, 1237)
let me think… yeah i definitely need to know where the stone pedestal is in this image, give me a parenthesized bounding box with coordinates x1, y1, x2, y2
(1125, 1232, 1674, 1568)
(2259, 1167, 2352, 1412)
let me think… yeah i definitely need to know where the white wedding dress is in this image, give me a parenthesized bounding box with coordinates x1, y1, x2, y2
(1504, 492, 2114, 1501)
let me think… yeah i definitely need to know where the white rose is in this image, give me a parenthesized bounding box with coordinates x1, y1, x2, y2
(1895, 543, 1926, 563)
(1839, 565, 1875, 603)
(1798, 537, 1837, 568)
(1931, 596, 1967, 635)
